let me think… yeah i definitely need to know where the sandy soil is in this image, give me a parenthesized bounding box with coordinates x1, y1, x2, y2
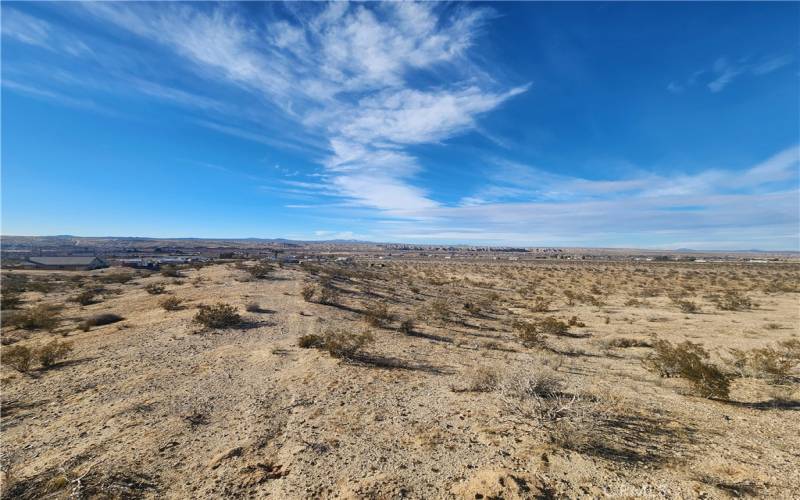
(1, 260, 799, 498)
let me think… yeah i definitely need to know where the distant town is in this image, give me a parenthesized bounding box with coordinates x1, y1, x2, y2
(1, 235, 796, 271)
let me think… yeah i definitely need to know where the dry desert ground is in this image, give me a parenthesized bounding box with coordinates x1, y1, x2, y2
(1, 259, 799, 498)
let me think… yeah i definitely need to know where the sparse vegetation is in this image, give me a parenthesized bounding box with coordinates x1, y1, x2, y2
(70, 288, 101, 306)
(3, 344, 35, 372)
(643, 340, 731, 399)
(159, 296, 183, 311)
(161, 266, 181, 278)
(301, 283, 316, 302)
(513, 320, 546, 348)
(6, 304, 61, 331)
(247, 261, 274, 279)
(145, 283, 167, 295)
(727, 340, 800, 383)
(1, 292, 22, 310)
(399, 318, 415, 335)
(36, 340, 73, 368)
(307, 328, 374, 359)
(714, 290, 754, 311)
(193, 303, 241, 329)
(363, 301, 393, 327)
(3, 340, 73, 371)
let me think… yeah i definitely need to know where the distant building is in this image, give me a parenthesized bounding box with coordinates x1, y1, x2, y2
(26, 256, 108, 270)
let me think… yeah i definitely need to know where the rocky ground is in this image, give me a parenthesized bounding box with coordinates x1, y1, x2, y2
(1, 260, 799, 498)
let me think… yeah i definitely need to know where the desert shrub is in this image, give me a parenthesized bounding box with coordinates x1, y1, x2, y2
(363, 301, 393, 327)
(531, 296, 552, 313)
(500, 368, 600, 448)
(1, 292, 22, 310)
(3, 344, 34, 372)
(194, 303, 241, 329)
(672, 298, 700, 314)
(537, 317, 569, 336)
(160, 266, 181, 278)
(81, 313, 124, 331)
(399, 318, 415, 335)
(247, 261, 274, 279)
(320, 328, 373, 359)
(159, 296, 183, 311)
(144, 283, 166, 295)
(298, 333, 325, 349)
(245, 302, 261, 313)
(624, 298, 642, 307)
(98, 272, 134, 284)
(463, 301, 481, 316)
(563, 290, 576, 306)
(421, 298, 451, 325)
(7, 304, 61, 331)
(643, 340, 731, 399)
(453, 366, 499, 392)
(727, 341, 799, 383)
(607, 337, 652, 349)
(317, 285, 339, 305)
(36, 340, 73, 368)
(567, 316, 585, 327)
(714, 291, 754, 311)
(70, 288, 102, 306)
(301, 284, 316, 302)
(513, 320, 546, 348)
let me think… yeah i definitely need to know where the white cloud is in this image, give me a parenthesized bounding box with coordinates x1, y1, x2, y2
(81, 2, 524, 213)
(375, 146, 800, 249)
(670, 54, 795, 94)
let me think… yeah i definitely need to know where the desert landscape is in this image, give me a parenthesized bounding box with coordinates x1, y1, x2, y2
(1, 255, 798, 498)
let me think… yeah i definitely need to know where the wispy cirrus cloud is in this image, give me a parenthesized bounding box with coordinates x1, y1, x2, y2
(374, 145, 800, 248)
(76, 2, 525, 214)
(668, 54, 794, 94)
(1, 7, 92, 57)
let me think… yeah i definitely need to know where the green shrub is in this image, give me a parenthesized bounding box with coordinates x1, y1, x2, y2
(363, 301, 393, 327)
(301, 284, 315, 302)
(567, 316, 585, 327)
(144, 283, 166, 295)
(194, 303, 241, 329)
(3, 344, 34, 372)
(399, 318, 415, 335)
(160, 266, 181, 278)
(513, 320, 545, 348)
(70, 289, 101, 306)
(530, 296, 551, 312)
(321, 328, 373, 359)
(727, 341, 800, 383)
(537, 317, 569, 336)
(1, 292, 22, 310)
(159, 296, 183, 311)
(37, 340, 73, 368)
(317, 285, 339, 305)
(247, 261, 274, 279)
(97, 272, 135, 284)
(715, 291, 753, 311)
(672, 298, 700, 313)
(298, 333, 324, 349)
(607, 337, 652, 349)
(7, 304, 61, 331)
(643, 340, 731, 399)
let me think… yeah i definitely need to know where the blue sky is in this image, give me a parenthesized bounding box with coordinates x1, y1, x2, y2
(2, 1, 798, 250)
